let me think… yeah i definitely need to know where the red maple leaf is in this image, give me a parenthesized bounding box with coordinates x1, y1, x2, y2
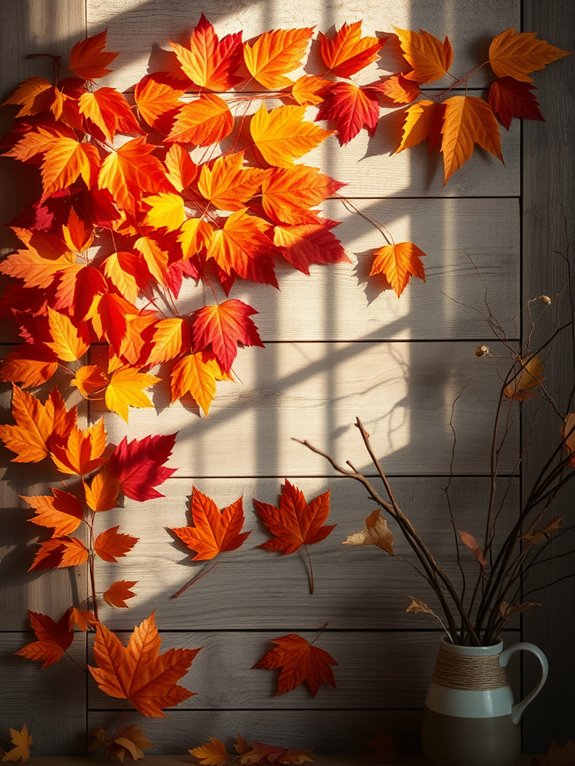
(273, 219, 349, 275)
(16, 609, 74, 668)
(317, 82, 381, 145)
(488, 76, 544, 129)
(191, 299, 263, 373)
(254, 633, 338, 696)
(107, 433, 178, 501)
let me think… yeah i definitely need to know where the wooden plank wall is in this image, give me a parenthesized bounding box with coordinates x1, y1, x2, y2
(0, 0, 572, 756)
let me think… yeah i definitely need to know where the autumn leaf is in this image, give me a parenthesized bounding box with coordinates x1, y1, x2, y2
(342, 509, 394, 554)
(405, 597, 439, 620)
(488, 76, 544, 130)
(260, 165, 344, 225)
(319, 21, 383, 78)
(103, 579, 138, 608)
(171, 487, 251, 561)
(189, 737, 230, 766)
(1, 724, 32, 763)
(169, 352, 223, 414)
(49, 420, 108, 475)
(254, 481, 334, 593)
(0, 385, 55, 463)
(95, 525, 138, 562)
(369, 242, 426, 297)
(16, 609, 73, 668)
(104, 367, 160, 422)
(22, 488, 84, 537)
(191, 299, 263, 373)
(395, 99, 444, 154)
(254, 633, 337, 696)
(68, 30, 118, 80)
(107, 433, 177, 501)
(29, 536, 89, 571)
(46, 307, 90, 361)
(503, 354, 544, 400)
(164, 143, 198, 191)
(84, 470, 120, 512)
(167, 95, 233, 147)
(250, 105, 332, 168)
(88, 612, 200, 716)
(459, 530, 487, 569)
(0, 348, 59, 389)
(489, 28, 570, 83)
(89, 724, 152, 763)
(2, 76, 54, 117)
(69, 607, 98, 632)
(147, 317, 189, 366)
(134, 73, 185, 129)
(379, 74, 420, 104)
(171, 14, 243, 92)
(291, 75, 330, 106)
(79, 87, 141, 142)
(317, 82, 380, 145)
(273, 220, 349, 275)
(244, 27, 314, 89)
(40, 137, 100, 200)
(522, 516, 562, 546)
(395, 27, 453, 83)
(441, 95, 503, 183)
(142, 192, 186, 231)
(197, 152, 265, 212)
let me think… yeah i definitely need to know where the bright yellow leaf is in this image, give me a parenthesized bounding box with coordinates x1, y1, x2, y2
(250, 104, 332, 168)
(104, 368, 160, 421)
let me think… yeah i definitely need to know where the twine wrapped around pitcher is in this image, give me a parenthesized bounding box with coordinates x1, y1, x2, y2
(432, 642, 509, 690)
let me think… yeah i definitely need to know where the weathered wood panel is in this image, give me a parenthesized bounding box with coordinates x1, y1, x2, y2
(0, 633, 87, 755)
(91, 341, 518, 477)
(88, 630, 520, 711)
(522, 0, 575, 752)
(93, 476, 519, 630)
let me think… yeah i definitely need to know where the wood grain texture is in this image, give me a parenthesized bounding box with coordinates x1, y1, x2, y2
(91, 340, 518, 477)
(93, 476, 519, 630)
(0, 633, 87, 755)
(172, 197, 520, 342)
(522, 0, 575, 752)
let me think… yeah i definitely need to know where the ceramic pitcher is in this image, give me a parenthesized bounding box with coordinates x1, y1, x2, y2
(421, 637, 548, 766)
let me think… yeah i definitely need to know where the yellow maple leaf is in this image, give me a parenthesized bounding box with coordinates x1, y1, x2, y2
(46, 308, 90, 362)
(189, 737, 229, 766)
(250, 104, 332, 168)
(394, 27, 453, 83)
(244, 27, 314, 89)
(170, 352, 223, 414)
(2, 724, 32, 763)
(489, 28, 570, 83)
(441, 95, 502, 183)
(104, 368, 160, 422)
(142, 192, 186, 231)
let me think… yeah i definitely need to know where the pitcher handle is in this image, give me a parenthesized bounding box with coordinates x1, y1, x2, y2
(499, 642, 548, 724)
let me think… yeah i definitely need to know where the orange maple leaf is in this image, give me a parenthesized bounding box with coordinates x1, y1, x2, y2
(83, 471, 120, 512)
(71, 364, 109, 397)
(489, 28, 570, 83)
(379, 73, 420, 104)
(29, 535, 89, 570)
(69, 607, 98, 632)
(319, 21, 383, 78)
(394, 27, 453, 83)
(134, 73, 185, 129)
(146, 317, 189, 366)
(0, 385, 56, 463)
(369, 242, 427, 297)
(260, 165, 344, 225)
(2, 76, 54, 116)
(103, 579, 138, 608)
(16, 610, 73, 668)
(291, 74, 330, 106)
(191, 299, 263, 373)
(171, 14, 243, 91)
(169, 352, 223, 414)
(40, 137, 100, 200)
(254, 633, 337, 696)
(45, 307, 90, 362)
(395, 99, 444, 154)
(22, 488, 84, 537)
(1, 723, 33, 763)
(206, 209, 276, 285)
(68, 30, 118, 80)
(94, 525, 138, 562)
(164, 143, 198, 191)
(142, 192, 186, 231)
(189, 737, 229, 766)
(250, 104, 332, 168)
(167, 95, 233, 147)
(441, 95, 502, 183)
(49, 420, 108, 475)
(244, 27, 314, 89)
(0, 348, 59, 390)
(171, 487, 251, 561)
(88, 612, 200, 716)
(197, 152, 265, 212)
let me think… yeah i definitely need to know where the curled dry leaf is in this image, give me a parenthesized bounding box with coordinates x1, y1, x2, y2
(189, 734, 315, 766)
(1, 724, 32, 763)
(458, 530, 487, 569)
(503, 354, 544, 400)
(405, 597, 436, 617)
(499, 600, 541, 622)
(522, 516, 562, 546)
(342, 509, 394, 554)
(189, 737, 230, 766)
(88, 724, 152, 763)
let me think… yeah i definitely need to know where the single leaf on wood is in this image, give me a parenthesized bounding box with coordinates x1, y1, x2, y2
(171, 14, 243, 92)
(107, 433, 177, 501)
(243, 27, 314, 90)
(488, 77, 544, 130)
(191, 299, 263, 373)
(342, 509, 394, 553)
(189, 737, 229, 766)
(317, 82, 380, 145)
(88, 612, 200, 717)
(250, 105, 332, 168)
(95, 525, 138, 562)
(104, 367, 160, 422)
(167, 95, 233, 147)
(369, 242, 426, 297)
(29, 535, 89, 570)
(503, 354, 544, 400)
(254, 633, 337, 697)
(319, 21, 383, 78)
(16, 610, 73, 668)
(441, 95, 503, 183)
(1, 723, 32, 763)
(68, 30, 117, 80)
(171, 487, 251, 561)
(489, 28, 570, 83)
(394, 27, 453, 83)
(22, 488, 84, 537)
(103, 579, 138, 608)
(254, 480, 335, 555)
